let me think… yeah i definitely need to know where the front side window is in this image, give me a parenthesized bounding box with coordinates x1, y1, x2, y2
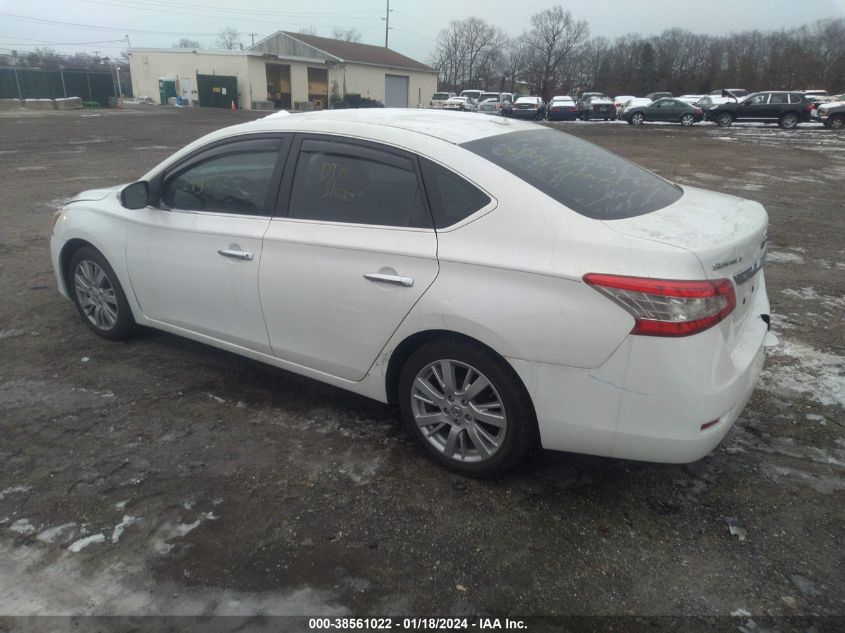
(745, 94, 768, 105)
(287, 140, 430, 228)
(162, 144, 280, 215)
(462, 129, 682, 220)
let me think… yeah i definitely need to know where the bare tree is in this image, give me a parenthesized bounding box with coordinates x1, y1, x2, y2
(298, 26, 318, 36)
(332, 27, 362, 43)
(216, 27, 241, 50)
(174, 38, 201, 49)
(523, 6, 589, 99)
(431, 17, 507, 92)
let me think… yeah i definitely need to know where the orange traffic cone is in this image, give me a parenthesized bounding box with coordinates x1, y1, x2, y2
(230, 100, 236, 111)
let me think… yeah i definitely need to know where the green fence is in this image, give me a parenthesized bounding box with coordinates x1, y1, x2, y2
(0, 68, 117, 105)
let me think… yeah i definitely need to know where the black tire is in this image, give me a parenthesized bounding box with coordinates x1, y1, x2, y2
(631, 112, 645, 125)
(716, 112, 733, 127)
(680, 113, 695, 126)
(828, 115, 844, 130)
(779, 112, 799, 129)
(398, 337, 537, 477)
(68, 246, 136, 340)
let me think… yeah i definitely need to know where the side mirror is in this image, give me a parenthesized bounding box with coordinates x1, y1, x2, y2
(120, 181, 150, 210)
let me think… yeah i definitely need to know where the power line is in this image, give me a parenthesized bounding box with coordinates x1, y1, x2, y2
(0, 12, 219, 36)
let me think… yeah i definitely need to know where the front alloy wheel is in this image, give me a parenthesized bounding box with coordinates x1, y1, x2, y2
(716, 112, 733, 127)
(829, 115, 844, 130)
(632, 112, 644, 125)
(75, 259, 118, 331)
(69, 247, 135, 340)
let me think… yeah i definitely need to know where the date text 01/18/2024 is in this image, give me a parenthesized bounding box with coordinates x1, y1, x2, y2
(308, 618, 527, 630)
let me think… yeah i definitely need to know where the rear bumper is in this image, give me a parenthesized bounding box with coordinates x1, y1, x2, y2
(509, 274, 771, 463)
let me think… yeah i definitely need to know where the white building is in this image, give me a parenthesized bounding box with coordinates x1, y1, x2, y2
(128, 31, 438, 111)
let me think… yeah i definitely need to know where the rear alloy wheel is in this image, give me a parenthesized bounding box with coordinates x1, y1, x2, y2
(829, 115, 844, 130)
(779, 112, 799, 129)
(69, 247, 135, 340)
(632, 112, 645, 125)
(399, 339, 536, 476)
(680, 113, 695, 126)
(716, 112, 733, 127)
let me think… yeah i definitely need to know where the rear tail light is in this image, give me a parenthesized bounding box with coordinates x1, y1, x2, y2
(583, 274, 736, 337)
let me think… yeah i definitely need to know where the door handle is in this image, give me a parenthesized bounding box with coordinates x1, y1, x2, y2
(363, 273, 414, 287)
(218, 249, 254, 261)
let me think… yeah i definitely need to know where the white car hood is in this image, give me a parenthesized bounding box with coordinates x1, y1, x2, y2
(68, 186, 120, 203)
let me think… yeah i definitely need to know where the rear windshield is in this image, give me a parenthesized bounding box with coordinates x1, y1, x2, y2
(461, 129, 683, 220)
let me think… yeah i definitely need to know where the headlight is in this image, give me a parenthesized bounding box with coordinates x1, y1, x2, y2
(50, 208, 63, 234)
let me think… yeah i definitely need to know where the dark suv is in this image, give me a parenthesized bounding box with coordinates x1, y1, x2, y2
(708, 91, 813, 129)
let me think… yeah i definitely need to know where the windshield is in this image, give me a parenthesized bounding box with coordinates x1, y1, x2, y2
(515, 97, 540, 104)
(461, 129, 683, 220)
(433, 93, 449, 100)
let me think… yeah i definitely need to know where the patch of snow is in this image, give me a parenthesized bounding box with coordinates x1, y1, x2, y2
(0, 485, 31, 500)
(37, 523, 77, 543)
(111, 515, 139, 543)
(68, 534, 106, 553)
(731, 608, 751, 617)
(114, 500, 128, 511)
(805, 413, 826, 426)
(9, 519, 36, 535)
(0, 329, 26, 340)
(766, 250, 804, 264)
(207, 393, 226, 404)
(760, 339, 845, 409)
(781, 287, 819, 300)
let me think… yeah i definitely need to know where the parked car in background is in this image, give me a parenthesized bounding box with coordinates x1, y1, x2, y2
(477, 93, 514, 116)
(708, 91, 813, 128)
(442, 96, 469, 111)
(580, 95, 616, 121)
(710, 89, 749, 99)
(460, 89, 484, 103)
(678, 94, 705, 104)
(645, 91, 673, 101)
(617, 97, 652, 117)
(509, 96, 546, 120)
(612, 95, 636, 113)
(576, 92, 606, 117)
(545, 96, 577, 121)
(817, 100, 845, 129)
(430, 92, 454, 109)
(51, 109, 772, 476)
(695, 95, 737, 110)
(624, 98, 704, 126)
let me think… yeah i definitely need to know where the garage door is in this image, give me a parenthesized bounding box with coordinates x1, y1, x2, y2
(384, 74, 409, 108)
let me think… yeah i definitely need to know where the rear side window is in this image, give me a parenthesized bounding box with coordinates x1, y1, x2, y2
(420, 159, 491, 228)
(462, 129, 682, 220)
(770, 94, 788, 104)
(287, 139, 430, 228)
(788, 93, 803, 104)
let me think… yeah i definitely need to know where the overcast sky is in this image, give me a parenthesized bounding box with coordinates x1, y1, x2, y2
(1, 0, 843, 62)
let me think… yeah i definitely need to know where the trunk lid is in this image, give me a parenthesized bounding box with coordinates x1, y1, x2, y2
(602, 185, 769, 332)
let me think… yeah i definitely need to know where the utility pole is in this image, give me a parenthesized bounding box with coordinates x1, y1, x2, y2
(381, 0, 392, 48)
(125, 34, 131, 48)
(248, 32, 258, 47)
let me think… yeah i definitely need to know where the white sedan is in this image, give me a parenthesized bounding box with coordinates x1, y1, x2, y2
(50, 109, 772, 476)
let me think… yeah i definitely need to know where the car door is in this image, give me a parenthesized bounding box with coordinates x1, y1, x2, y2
(259, 135, 439, 381)
(125, 135, 289, 354)
(736, 93, 768, 121)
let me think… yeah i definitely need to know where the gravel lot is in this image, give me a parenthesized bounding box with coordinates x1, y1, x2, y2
(0, 106, 842, 631)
